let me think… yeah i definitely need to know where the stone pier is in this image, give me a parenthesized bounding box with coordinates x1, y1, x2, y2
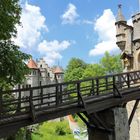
(88, 107, 129, 140)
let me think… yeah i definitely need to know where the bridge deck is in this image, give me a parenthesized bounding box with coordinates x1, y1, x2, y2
(0, 70, 140, 137)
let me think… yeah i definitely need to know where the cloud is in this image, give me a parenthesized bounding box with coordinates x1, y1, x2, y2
(89, 9, 119, 56)
(38, 40, 71, 66)
(14, 2, 48, 49)
(61, 3, 79, 24)
(83, 20, 93, 25)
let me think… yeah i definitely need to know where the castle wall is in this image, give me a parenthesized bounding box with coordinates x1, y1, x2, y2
(132, 13, 140, 42)
(125, 27, 132, 54)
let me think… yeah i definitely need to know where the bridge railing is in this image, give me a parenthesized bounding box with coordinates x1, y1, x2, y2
(0, 70, 140, 119)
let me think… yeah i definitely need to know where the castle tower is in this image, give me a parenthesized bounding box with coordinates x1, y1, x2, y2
(27, 58, 40, 87)
(53, 66, 64, 83)
(115, 4, 127, 51)
(115, 5, 133, 71)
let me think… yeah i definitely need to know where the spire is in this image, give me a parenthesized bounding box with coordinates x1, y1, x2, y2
(116, 4, 126, 22)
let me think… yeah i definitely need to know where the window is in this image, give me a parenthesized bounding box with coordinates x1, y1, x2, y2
(33, 70, 36, 75)
(40, 64, 42, 68)
(48, 73, 50, 77)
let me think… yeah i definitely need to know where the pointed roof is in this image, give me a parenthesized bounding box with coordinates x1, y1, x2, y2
(27, 58, 38, 69)
(53, 66, 64, 74)
(116, 4, 126, 22)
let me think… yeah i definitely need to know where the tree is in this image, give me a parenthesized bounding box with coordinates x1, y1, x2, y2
(100, 52, 123, 74)
(64, 52, 123, 82)
(0, 0, 30, 90)
(64, 58, 87, 82)
(82, 64, 105, 79)
(0, 0, 21, 40)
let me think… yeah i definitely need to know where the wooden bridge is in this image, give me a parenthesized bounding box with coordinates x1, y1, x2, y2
(1, 70, 140, 139)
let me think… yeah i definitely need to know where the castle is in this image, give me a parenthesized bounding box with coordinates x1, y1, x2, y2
(116, 5, 140, 140)
(24, 58, 64, 87)
(115, 4, 140, 72)
(15, 58, 64, 106)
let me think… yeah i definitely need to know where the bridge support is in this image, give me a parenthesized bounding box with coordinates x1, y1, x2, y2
(86, 107, 129, 140)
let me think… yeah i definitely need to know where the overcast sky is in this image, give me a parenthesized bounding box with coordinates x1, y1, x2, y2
(14, 0, 139, 67)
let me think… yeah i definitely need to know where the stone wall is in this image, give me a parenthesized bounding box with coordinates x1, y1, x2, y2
(127, 101, 140, 140)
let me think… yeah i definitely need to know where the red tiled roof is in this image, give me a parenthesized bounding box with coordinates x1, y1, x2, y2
(27, 58, 38, 69)
(53, 67, 64, 74)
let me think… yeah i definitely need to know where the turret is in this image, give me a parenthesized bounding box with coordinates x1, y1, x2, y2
(115, 4, 127, 51)
(27, 58, 40, 87)
(53, 66, 64, 83)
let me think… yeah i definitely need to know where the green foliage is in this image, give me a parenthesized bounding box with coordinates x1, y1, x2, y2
(100, 52, 123, 74)
(64, 58, 87, 82)
(0, 41, 30, 89)
(82, 64, 105, 79)
(32, 121, 74, 140)
(64, 52, 122, 81)
(0, 0, 21, 40)
(0, 0, 30, 89)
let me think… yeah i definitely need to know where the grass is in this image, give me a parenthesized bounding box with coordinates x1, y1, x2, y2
(32, 120, 75, 140)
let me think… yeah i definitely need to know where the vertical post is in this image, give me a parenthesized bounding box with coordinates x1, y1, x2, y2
(48, 93, 50, 106)
(91, 79, 95, 95)
(40, 87, 43, 104)
(56, 85, 59, 106)
(113, 76, 115, 92)
(29, 88, 36, 121)
(60, 85, 62, 103)
(17, 85, 21, 113)
(96, 78, 99, 95)
(105, 77, 108, 90)
(127, 73, 130, 88)
(77, 82, 81, 106)
(29, 89, 33, 109)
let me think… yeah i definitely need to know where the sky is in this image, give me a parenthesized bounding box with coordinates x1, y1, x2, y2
(14, 0, 140, 68)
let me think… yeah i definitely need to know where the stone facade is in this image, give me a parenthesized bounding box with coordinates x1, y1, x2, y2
(116, 5, 140, 140)
(116, 5, 140, 72)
